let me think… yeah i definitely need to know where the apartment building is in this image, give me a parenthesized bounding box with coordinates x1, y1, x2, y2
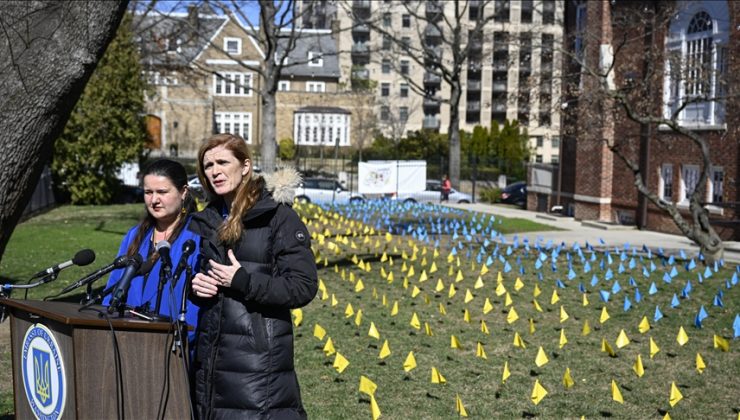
(297, 0, 564, 163)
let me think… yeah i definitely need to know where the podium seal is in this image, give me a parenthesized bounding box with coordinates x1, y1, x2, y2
(22, 323, 66, 420)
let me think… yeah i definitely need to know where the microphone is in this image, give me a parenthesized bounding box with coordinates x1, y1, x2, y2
(31, 249, 96, 280)
(172, 239, 196, 282)
(156, 240, 173, 280)
(60, 255, 129, 295)
(107, 254, 143, 314)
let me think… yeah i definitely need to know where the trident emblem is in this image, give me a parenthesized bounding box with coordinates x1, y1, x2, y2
(33, 348, 52, 407)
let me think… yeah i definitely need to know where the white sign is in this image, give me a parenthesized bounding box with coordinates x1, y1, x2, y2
(358, 161, 426, 194)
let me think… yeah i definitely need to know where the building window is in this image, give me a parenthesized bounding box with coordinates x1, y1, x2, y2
(680, 164, 700, 203)
(551, 154, 559, 164)
(383, 35, 391, 49)
(380, 106, 390, 121)
(382, 59, 391, 74)
(381, 83, 390, 97)
(542, 1, 555, 25)
(536, 136, 543, 147)
(401, 36, 411, 50)
(399, 106, 409, 122)
(494, 0, 510, 23)
(383, 13, 391, 27)
(308, 52, 323, 67)
(278, 81, 291, 91)
(402, 14, 411, 28)
(551, 136, 560, 148)
(711, 167, 724, 203)
(224, 37, 241, 55)
(535, 154, 543, 163)
(213, 72, 253, 96)
(520, 0, 533, 23)
(400, 60, 410, 75)
(215, 112, 252, 143)
(664, 5, 729, 126)
(400, 83, 409, 98)
(306, 81, 326, 92)
(660, 164, 673, 202)
(293, 112, 351, 146)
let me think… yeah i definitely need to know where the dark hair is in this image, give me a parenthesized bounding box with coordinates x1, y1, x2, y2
(126, 159, 196, 258)
(197, 133, 261, 244)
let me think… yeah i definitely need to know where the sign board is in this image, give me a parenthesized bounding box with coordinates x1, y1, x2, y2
(358, 161, 426, 194)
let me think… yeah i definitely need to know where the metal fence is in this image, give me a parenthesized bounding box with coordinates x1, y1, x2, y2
(21, 166, 56, 219)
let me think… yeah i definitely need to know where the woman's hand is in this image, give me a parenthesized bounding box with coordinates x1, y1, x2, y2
(206, 249, 241, 288)
(192, 272, 219, 298)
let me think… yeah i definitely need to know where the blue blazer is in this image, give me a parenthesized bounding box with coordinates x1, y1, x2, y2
(103, 217, 201, 342)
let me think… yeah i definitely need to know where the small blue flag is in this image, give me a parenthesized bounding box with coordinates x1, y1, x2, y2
(694, 306, 708, 328)
(590, 274, 599, 287)
(732, 272, 738, 286)
(703, 266, 712, 279)
(623, 296, 632, 312)
(611, 280, 621, 294)
(628, 277, 637, 287)
(605, 268, 614, 281)
(649, 282, 658, 295)
(584, 261, 591, 273)
(733, 314, 740, 338)
(579, 283, 586, 293)
(668, 255, 675, 265)
(642, 266, 650, 278)
(535, 259, 543, 270)
(568, 269, 576, 280)
(650, 261, 657, 272)
(670, 266, 679, 278)
(671, 294, 680, 308)
(556, 279, 566, 289)
(599, 290, 610, 302)
(663, 272, 672, 284)
(686, 259, 696, 271)
(629, 258, 637, 269)
(618, 263, 626, 274)
(713, 294, 723, 307)
(654, 305, 663, 322)
(503, 261, 512, 273)
(634, 288, 642, 303)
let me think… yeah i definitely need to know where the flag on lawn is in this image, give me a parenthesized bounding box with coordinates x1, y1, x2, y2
(669, 382, 683, 407)
(314, 324, 327, 340)
(535, 346, 549, 367)
(611, 380, 624, 404)
(359, 375, 377, 396)
(476, 342, 487, 359)
(633, 354, 644, 377)
(650, 337, 660, 359)
(677, 327, 689, 346)
(403, 351, 417, 372)
(502, 361, 511, 383)
(713, 334, 729, 352)
(616, 329, 630, 348)
(333, 352, 350, 373)
(696, 352, 706, 373)
(563, 367, 574, 389)
(455, 394, 468, 417)
(379, 340, 391, 359)
(431, 367, 447, 384)
(531, 379, 548, 405)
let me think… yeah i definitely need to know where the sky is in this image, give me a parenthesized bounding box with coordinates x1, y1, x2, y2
(147, 0, 287, 27)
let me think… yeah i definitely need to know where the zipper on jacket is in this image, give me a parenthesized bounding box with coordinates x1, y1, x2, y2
(206, 292, 224, 419)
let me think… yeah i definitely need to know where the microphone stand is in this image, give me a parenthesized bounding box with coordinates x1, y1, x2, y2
(173, 265, 193, 367)
(151, 264, 172, 322)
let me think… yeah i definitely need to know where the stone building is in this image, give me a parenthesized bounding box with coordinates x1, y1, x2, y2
(536, 0, 739, 240)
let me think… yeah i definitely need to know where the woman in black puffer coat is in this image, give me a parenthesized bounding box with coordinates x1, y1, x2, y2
(190, 133, 318, 419)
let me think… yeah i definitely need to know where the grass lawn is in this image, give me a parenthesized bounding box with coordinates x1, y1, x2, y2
(1, 201, 738, 418)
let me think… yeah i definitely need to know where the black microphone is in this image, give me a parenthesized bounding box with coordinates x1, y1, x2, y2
(31, 249, 96, 280)
(172, 239, 196, 282)
(60, 255, 129, 295)
(107, 254, 143, 314)
(156, 240, 173, 280)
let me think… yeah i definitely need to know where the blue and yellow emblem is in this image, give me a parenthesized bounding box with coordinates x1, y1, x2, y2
(22, 324, 66, 419)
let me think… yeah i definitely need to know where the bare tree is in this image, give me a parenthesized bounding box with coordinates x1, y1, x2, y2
(351, 96, 378, 162)
(353, 0, 499, 189)
(559, 1, 736, 261)
(0, 1, 127, 262)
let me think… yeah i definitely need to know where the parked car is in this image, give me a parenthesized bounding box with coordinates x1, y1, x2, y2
(396, 180, 472, 204)
(500, 181, 527, 207)
(295, 178, 364, 204)
(188, 175, 206, 201)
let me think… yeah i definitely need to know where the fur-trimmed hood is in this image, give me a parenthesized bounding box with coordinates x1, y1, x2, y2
(262, 167, 301, 205)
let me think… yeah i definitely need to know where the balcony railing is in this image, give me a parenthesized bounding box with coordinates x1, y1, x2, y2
(467, 80, 481, 91)
(466, 101, 481, 111)
(492, 62, 509, 72)
(426, 2, 443, 19)
(424, 72, 442, 85)
(492, 81, 507, 92)
(423, 116, 441, 129)
(492, 103, 507, 113)
(351, 43, 370, 56)
(424, 25, 442, 39)
(352, 23, 370, 34)
(423, 96, 442, 110)
(352, 68, 370, 80)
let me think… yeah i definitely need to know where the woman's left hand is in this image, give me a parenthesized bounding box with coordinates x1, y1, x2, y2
(207, 249, 241, 288)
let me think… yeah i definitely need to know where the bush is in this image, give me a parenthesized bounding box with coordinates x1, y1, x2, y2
(279, 138, 296, 160)
(479, 187, 502, 204)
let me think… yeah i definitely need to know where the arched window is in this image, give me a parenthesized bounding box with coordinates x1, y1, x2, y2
(663, 2, 729, 127)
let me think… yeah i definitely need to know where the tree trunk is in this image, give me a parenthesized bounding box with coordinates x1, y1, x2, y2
(261, 91, 277, 173)
(0, 1, 127, 263)
(447, 82, 462, 188)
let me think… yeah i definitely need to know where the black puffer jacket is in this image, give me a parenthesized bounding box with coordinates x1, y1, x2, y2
(189, 181, 318, 420)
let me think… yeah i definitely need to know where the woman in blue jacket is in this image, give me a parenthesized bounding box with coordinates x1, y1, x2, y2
(103, 159, 201, 341)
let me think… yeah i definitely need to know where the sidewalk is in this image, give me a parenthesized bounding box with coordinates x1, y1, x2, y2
(445, 202, 740, 264)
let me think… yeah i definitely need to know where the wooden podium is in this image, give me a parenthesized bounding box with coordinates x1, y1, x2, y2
(2, 298, 191, 419)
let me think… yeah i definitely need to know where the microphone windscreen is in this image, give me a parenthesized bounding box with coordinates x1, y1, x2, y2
(73, 249, 96, 266)
(182, 239, 196, 256)
(155, 240, 171, 254)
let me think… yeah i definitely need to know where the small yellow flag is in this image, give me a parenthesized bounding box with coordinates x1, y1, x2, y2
(551, 290, 560, 305)
(292, 308, 303, 326)
(669, 382, 683, 407)
(495, 282, 507, 296)
(601, 338, 616, 357)
(431, 366, 447, 384)
(430, 261, 438, 273)
(638, 316, 651, 333)
(533, 299, 543, 312)
(355, 278, 365, 293)
(507, 307, 519, 324)
(464, 289, 474, 303)
(378, 340, 391, 359)
(529, 318, 536, 335)
(345, 303, 354, 318)
(663, 413, 671, 420)
(424, 322, 434, 336)
(497, 271, 503, 284)
(435, 278, 445, 292)
(438, 303, 447, 315)
(390, 301, 399, 316)
(333, 352, 349, 373)
(676, 326, 689, 346)
(535, 346, 549, 367)
(531, 379, 548, 405)
(313, 324, 326, 340)
(513, 332, 526, 349)
(650, 337, 660, 359)
(411, 285, 421, 298)
(713, 334, 730, 352)
(480, 319, 490, 335)
(450, 335, 462, 349)
(455, 270, 464, 282)
(359, 375, 377, 396)
(403, 351, 417, 372)
(559, 328, 568, 348)
(419, 270, 428, 282)
(386, 271, 394, 283)
(410, 312, 421, 330)
(582, 320, 592, 336)
(331, 293, 338, 307)
(323, 337, 336, 356)
(474, 276, 485, 289)
(455, 394, 468, 417)
(463, 309, 471, 323)
(502, 361, 511, 383)
(385, 232, 392, 242)
(696, 352, 706, 373)
(354, 309, 363, 327)
(504, 292, 513, 307)
(560, 305, 569, 323)
(582, 293, 589, 306)
(483, 298, 494, 314)
(480, 264, 489, 276)
(600, 307, 610, 324)
(616, 329, 630, 349)
(476, 342, 487, 359)
(633, 354, 644, 377)
(533, 284, 542, 297)
(370, 395, 381, 420)
(448, 283, 456, 298)
(563, 367, 574, 389)
(515, 277, 524, 291)
(368, 322, 380, 340)
(407, 265, 415, 277)
(611, 380, 624, 404)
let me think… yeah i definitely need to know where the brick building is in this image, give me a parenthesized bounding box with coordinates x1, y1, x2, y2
(535, 0, 739, 240)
